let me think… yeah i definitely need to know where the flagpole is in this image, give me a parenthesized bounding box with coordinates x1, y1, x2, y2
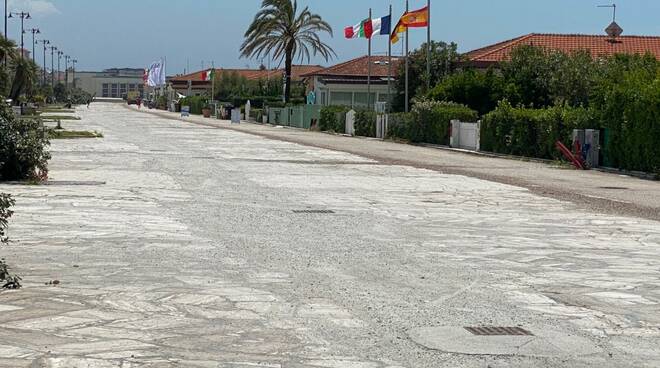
(405, 0, 409, 113)
(426, 0, 431, 91)
(211, 61, 215, 101)
(367, 8, 372, 111)
(387, 4, 392, 113)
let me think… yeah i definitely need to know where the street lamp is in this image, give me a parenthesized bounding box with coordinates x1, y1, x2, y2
(27, 28, 39, 63)
(48, 45, 56, 86)
(57, 50, 63, 83)
(38, 39, 49, 85)
(71, 59, 77, 88)
(64, 54, 70, 89)
(8, 11, 30, 58)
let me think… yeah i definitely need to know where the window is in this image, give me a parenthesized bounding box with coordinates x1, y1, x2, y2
(354, 92, 376, 108)
(102, 83, 109, 97)
(120, 83, 128, 96)
(378, 93, 393, 103)
(329, 91, 352, 107)
(129, 84, 136, 91)
(111, 83, 118, 98)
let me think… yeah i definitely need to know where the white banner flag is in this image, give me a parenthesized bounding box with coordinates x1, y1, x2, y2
(147, 59, 165, 87)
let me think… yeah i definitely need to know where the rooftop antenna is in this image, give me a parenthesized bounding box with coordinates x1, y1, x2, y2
(598, 3, 623, 38)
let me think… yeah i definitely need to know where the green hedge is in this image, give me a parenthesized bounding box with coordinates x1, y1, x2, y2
(319, 106, 349, 133)
(179, 96, 208, 115)
(592, 63, 660, 173)
(480, 100, 594, 159)
(355, 110, 378, 137)
(387, 100, 478, 145)
(0, 193, 13, 244)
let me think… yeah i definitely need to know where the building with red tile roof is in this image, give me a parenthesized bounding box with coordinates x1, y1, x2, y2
(303, 55, 403, 108)
(465, 33, 660, 68)
(168, 65, 324, 96)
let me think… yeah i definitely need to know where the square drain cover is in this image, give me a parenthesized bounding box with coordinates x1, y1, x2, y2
(292, 209, 335, 214)
(465, 327, 533, 336)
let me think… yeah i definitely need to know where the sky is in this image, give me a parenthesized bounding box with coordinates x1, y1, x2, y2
(6, 0, 660, 74)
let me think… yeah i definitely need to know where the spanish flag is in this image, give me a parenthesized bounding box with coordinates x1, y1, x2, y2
(390, 6, 429, 44)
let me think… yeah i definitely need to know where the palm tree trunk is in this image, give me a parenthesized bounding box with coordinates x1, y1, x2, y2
(284, 45, 293, 103)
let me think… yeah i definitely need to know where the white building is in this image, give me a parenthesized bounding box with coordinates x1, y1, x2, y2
(302, 55, 402, 108)
(71, 68, 145, 98)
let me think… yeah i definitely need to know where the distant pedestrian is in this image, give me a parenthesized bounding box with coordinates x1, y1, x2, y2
(137, 97, 142, 109)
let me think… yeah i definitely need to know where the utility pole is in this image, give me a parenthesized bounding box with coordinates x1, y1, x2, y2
(38, 39, 49, 85)
(404, 0, 409, 113)
(57, 50, 63, 83)
(28, 28, 39, 63)
(8, 11, 30, 58)
(49, 45, 56, 86)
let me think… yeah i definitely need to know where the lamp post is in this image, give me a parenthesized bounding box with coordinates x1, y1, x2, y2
(8, 11, 30, 58)
(38, 39, 49, 85)
(71, 59, 77, 88)
(64, 55, 70, 89)
(49, 45, 56, 86)
(27, 28, 39, 63)
(57, 50, 63, 83)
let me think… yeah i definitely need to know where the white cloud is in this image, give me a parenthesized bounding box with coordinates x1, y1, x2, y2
(8, 0, 60, 17)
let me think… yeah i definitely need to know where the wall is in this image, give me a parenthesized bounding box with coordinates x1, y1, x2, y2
(311, 76, 395, 109)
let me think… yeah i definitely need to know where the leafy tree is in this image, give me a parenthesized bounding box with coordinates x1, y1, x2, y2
(240, 0, 335, 102)
(429, 68, 505, 115)
(393, 41, 460, 112)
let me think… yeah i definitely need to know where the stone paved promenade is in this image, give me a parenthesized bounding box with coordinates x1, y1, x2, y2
(0, 103, 658, 367)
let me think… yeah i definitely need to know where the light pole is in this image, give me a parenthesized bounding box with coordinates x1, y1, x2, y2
(57, 50, 63, 83)
(64, 55, 70, 89)
(27, 28, 39, 63)
(49, 45, 56, 86)
(8, 11, 30, 58)
(38, 39, 49, 85)
(71, 59, 77, 88)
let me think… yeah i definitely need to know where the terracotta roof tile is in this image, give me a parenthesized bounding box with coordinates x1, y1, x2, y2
(169, 65, 323, 82)
(465, 33, 660, 63)
(303, 55, 403, 78)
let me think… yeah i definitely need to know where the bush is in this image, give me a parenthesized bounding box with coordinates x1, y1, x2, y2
(355, 110, 378, 137)
(179, 96, 208, 115)
(319, 106, 349, 133)
(0, 193, 13, 244)
(387, 99, 477, 144)
(480, 100, 594, 159)
(0, 102, 51, 181)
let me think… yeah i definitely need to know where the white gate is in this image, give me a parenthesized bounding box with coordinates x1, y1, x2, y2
(450, 120, 481, 151)
(345, 109, 356, 136)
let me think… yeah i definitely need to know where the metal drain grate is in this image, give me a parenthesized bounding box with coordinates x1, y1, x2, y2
(464, 327, 533, 336)
(292, 209, 335, 214)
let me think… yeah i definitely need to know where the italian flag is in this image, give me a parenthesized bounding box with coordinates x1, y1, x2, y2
(345, 16, 391, 39)
(200, 69, 215, 81)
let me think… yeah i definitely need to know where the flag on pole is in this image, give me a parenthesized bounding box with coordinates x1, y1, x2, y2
(200, 69, 215, 81)
(147, 59, 166, 87)
(390, 6, 429, 44)
(345, 15, 392, 39)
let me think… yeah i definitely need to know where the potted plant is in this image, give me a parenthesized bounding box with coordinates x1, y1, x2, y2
(202, 104, 212, 118)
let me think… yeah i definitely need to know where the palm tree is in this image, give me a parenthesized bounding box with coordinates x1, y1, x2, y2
(0, 36, 17, 96)
(9, 57, 39, 104)
(0, 35, 16, 65)
(241, 0, 335, 102)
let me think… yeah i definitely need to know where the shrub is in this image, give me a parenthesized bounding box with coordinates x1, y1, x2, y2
(319, 106, 349, 133)
(354, 110, 378, 137)
(387, 112, 415, 140)
(0, 102, 51, 181)
(411, 100, 477, 145)
(480, 100, 594, 159)
(0, 193, 13, 244)
(179, 96, 207, 115)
